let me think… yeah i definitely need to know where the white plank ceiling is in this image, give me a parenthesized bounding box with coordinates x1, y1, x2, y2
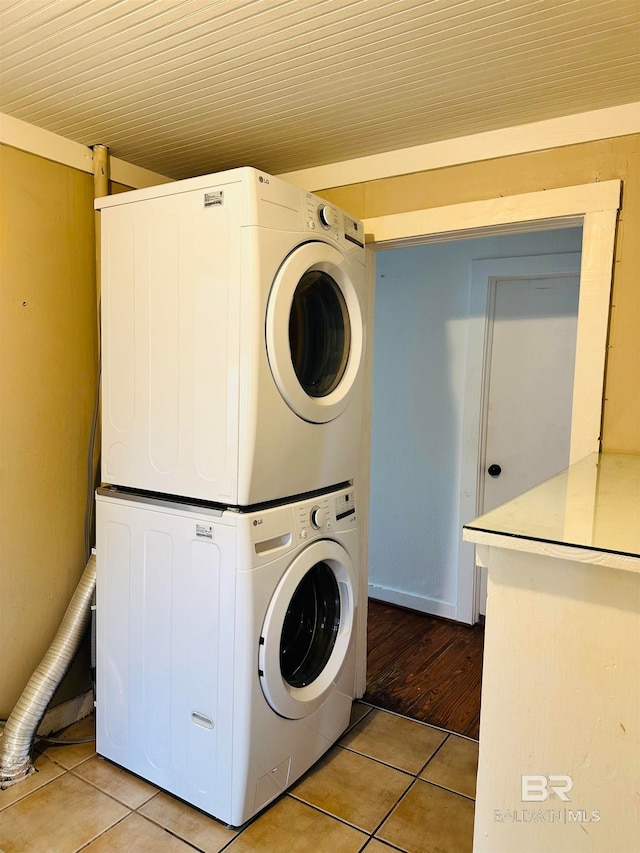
(1, 0, 639, 180)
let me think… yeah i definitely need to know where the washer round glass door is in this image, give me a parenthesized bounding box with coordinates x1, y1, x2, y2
(266, 242, 364, 424)
(259, 539, 356, 720)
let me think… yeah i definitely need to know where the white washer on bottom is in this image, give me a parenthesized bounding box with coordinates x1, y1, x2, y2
(95, 484, 359, 827)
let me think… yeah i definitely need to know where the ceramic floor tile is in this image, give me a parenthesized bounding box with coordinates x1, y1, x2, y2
(291, 745, 412, 833)
(226, 795, 367, 853)
(420, 734, 478, 799)
(340, 708, 447, 775)
(82, 812, 198, 851)
(39, 714, 96, 769)
(0, 752, 65, 811)
(361, 840, 399, 852)
(72, 755, 158, 808)
(139, 790, 238, 852)
(376, 779, 474, 853)
(0, 772, 128, 853)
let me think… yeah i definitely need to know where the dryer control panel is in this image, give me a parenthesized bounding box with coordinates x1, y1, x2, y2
(294, 487, 356, 542)
(304, 194, 365, 250)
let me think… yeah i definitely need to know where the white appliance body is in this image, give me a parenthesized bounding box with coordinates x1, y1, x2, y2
(96, 167, 367, 506)
(95, 485, 359, 827)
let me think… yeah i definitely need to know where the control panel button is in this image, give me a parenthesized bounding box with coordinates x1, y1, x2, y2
(310, 505, 325, 529)
(318, 205, 333, 229)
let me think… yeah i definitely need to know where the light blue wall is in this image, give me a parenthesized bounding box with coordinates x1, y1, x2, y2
(368, 227, 583, 616)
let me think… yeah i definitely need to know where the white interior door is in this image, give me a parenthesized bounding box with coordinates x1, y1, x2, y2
(476, 273, 580, 613)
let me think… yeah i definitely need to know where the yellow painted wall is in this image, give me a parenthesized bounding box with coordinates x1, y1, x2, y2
(318, 134, 640, 454)
(0, 145, 98, 716)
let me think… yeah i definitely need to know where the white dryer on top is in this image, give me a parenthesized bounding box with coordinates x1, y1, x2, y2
(96, 167, 367, 506)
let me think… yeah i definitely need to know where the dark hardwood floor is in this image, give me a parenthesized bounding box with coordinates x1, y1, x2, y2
(364, 599, 484, 740)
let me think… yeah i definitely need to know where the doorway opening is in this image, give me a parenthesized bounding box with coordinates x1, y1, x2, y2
(351, 181, 620, 700)
(352, 181, 619, 715)
(368, 227, 582, 626)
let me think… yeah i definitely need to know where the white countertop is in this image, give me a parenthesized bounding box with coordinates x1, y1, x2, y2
(463, 452, 640, 571)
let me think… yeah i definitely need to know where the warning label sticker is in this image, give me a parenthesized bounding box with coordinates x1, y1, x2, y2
(196, 523, 214, 539)
(204, 191, 224, 207)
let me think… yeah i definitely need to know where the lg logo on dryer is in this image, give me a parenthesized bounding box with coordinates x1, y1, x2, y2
(253, 518, 263, 526)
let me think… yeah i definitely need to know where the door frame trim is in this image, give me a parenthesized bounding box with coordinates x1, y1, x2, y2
(360, 180, 621, 624)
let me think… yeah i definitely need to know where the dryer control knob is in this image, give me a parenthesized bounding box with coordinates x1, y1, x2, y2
(318, 205, 333, 229)
(310, 506, 325, 529)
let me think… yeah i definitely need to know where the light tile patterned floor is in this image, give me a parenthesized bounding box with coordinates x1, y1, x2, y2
(0, 704, 477, 853)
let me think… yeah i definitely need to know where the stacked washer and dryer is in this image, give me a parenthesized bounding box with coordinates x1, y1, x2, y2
(94, 168, 367, 827)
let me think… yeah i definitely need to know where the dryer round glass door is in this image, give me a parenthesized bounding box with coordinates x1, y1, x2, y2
(266, 242, 364, 423)
(259, 539, 356, 720)
(290, 270, 350, 399)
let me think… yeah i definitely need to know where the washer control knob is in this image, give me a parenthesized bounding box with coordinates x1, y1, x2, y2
(318, 204, 332, 229)
(310, 505, 325, 529)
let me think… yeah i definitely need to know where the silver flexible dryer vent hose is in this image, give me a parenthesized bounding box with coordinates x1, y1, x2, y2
(0, 553, 97, 788)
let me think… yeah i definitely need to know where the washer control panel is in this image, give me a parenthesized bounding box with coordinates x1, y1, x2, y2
(294, 487, 356, 541)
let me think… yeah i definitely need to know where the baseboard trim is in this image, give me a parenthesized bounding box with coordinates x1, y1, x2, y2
(368, 585, 457, 620)
(37, 690, 94, 737)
